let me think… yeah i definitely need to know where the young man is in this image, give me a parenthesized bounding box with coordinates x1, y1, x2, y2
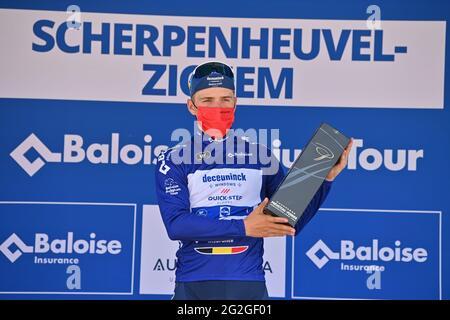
(155, 61, 352, 300)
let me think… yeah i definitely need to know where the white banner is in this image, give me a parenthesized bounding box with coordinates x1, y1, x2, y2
(0, 9, 445, 109)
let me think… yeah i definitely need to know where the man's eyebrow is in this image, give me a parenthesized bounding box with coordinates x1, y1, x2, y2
(198, 95, 234, 100)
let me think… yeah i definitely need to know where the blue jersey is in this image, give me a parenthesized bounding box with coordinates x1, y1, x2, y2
(155, 131, 332, 282)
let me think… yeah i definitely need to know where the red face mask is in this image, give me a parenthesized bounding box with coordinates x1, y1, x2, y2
(196, 106, 235, 139)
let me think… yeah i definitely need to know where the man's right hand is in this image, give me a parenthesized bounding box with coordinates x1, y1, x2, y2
(244, 198, 296, 238)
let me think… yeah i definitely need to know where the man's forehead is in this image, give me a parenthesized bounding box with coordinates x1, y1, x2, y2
(195, 88, 234, 99)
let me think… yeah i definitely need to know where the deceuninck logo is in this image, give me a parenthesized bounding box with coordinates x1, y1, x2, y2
(306, 239, 428, 270)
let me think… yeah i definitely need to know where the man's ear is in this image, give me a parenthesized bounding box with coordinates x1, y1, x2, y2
(187, 98, 198, 116)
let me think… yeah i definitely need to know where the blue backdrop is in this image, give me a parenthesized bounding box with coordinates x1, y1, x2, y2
(0, 0, 448, 299)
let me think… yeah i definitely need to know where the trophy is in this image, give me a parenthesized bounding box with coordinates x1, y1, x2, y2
(264, 123, 350, 227)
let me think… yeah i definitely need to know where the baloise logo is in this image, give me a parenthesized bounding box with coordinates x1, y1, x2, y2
(10, 133, 166, 176)
(306, 239, 428, 269)
(0, 232, 122, 263)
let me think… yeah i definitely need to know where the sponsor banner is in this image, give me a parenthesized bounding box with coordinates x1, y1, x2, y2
(139, 205, 179, 295)
(0, 8, 445, 108)
(0, 0, 449, 300)
(262, 234, 286, 298)
(0, 202, 136, 294)
(3, 127, 426, 180)
(292, 209, 441, 300)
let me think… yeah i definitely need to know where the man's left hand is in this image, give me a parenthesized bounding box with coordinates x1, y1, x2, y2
(325, 138, 353, 182)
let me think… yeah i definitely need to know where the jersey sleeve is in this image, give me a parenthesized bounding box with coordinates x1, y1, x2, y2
(294, 180, 333, 235)
(155, 150, 247, 241)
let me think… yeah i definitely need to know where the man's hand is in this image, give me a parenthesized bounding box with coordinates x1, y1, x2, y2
(244, 198, 296, 238)
(325, 138, 354, 182)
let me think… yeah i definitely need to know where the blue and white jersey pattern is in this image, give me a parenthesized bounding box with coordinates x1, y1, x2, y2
(155, 131, 332, 282)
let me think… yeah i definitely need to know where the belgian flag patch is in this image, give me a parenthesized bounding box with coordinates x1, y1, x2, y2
(194, 246, 248, 255)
